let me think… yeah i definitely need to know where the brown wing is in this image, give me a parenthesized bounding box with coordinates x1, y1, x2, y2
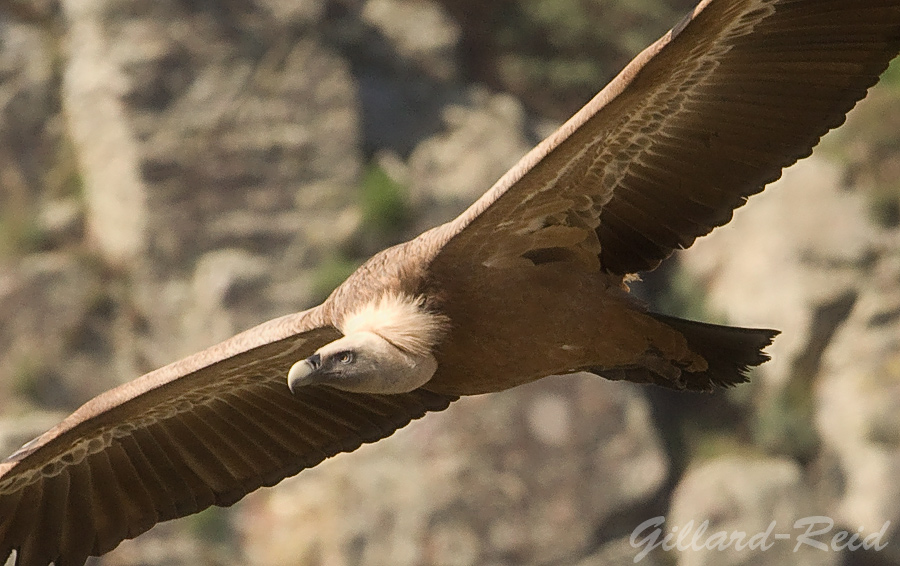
(428, 0, 900, 275)
(0, 306, 456, 566)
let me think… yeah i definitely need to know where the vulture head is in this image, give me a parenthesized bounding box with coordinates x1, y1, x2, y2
(288, 293, 448, 394)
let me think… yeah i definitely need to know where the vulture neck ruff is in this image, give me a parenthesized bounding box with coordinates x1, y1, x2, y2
(339, 293, 449, 357)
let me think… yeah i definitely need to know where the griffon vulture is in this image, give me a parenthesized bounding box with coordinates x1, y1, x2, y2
(3, 0, 900, 564)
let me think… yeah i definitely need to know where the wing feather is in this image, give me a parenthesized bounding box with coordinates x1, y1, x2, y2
(428, 0, 900, 276)
(17, 470, 67, 566)
(56, 464, 94, 566)
(0, 306, 456, 565)
(0, 485, 39, 566)
(116, 434, 171, 524)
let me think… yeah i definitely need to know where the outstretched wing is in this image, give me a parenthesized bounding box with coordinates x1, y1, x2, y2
(429, 0, 900, 275)
(0, 306, 456, 566)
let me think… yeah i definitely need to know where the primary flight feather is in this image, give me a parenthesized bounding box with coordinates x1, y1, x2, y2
(3, 0, 900, 564)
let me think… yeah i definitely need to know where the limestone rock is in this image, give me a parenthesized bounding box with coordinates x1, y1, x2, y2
(252, 0, 325, 27)
(362, 0, 460, 81)
(0, 10, 67, 254)
(575, 537, 666, 566)
(0, 254, 116, 409)
(408, 87, 538, 229)
(814, 234, 900, 543)
(61, 0, 361, 271)
(35, 196, 84, 248)
(668, 456, 836, 566)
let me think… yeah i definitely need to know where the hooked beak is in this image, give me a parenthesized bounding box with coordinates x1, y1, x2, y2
(288, 353, 321, 394)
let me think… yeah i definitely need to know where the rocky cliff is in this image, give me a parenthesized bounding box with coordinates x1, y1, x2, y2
(1, 0, 899, 565)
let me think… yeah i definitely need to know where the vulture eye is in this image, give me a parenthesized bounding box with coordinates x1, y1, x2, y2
(337, 351, 355, 364)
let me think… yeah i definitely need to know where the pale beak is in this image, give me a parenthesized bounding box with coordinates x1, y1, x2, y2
(288, 353, 321, 394)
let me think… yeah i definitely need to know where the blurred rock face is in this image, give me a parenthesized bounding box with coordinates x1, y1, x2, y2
(64, 0, 361, 268)
(1, 1, 899, 566)
(681, 153, 900, 557)
(669, 457, 836, 566)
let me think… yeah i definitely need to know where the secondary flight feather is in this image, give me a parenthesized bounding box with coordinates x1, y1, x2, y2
(3, 0, 900, 564)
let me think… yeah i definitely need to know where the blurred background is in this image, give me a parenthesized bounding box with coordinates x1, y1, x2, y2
(1, 0, 900, 564)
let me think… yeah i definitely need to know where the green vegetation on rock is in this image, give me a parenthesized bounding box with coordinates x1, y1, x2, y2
(359, 162, 412, 238)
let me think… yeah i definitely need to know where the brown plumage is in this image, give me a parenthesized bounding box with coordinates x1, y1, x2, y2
(3, 0, 900, 564)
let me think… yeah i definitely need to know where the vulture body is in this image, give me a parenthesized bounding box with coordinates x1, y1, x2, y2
(3, 0, 900, 564)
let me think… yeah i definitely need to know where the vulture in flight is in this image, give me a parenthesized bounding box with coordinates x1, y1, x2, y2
(3, 0, 900, 564)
